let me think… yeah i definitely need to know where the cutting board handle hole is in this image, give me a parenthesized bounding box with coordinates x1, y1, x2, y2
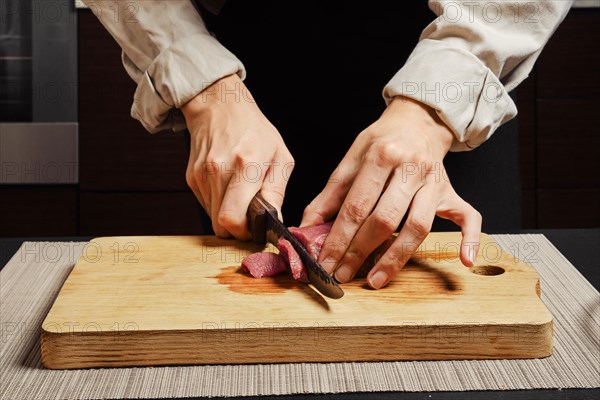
(471, 265, 505, 276)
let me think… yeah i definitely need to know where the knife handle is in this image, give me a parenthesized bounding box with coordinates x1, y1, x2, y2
(247, 193, 276, 246)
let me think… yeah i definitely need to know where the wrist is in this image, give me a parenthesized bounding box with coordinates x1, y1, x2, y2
(384, 96, 455, 159)
(181, 74, 251, 121)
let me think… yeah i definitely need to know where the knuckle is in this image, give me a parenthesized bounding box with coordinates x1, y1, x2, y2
(321, 238, 346, 259)
(342, 196, 370, 224)
(185, 171, 196, 188)
(200, 158, 221, 177)
(394, 180, 414, 199)
(401, 148, 416, 161)
(284, 152, 295, 166)
(203, 153, 221, 167)
(473, 209, 483, 224)
(367, 142, 400, 166)
(344, 246, 367, 265)
(233, 153, 248, 168)
(406, 214, 431, 239)
(418, 156, 435, 172)
(328, 165, 351, 188)
(399, 148, 419, 163)
(269, 186, 286, 201)
(282, 155, 296, 178)
(404, 152, 430, 170)
(384, 249, 403, 265)
(379, 252, 405, 275)
(371, 209, 400, 233)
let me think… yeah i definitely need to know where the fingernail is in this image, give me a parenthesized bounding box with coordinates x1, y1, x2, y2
(334, 264, 353, 283)
(369, 270, 389, 289)
(469, 247, 476, 265)
(321, 257, 337, 273)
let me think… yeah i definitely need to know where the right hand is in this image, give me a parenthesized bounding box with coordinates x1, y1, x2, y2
(181, 74, 294, 239)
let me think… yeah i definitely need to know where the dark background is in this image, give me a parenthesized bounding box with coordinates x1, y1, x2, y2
(1, 1, 598, 237)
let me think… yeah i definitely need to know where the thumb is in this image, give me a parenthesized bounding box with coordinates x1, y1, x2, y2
(300, 189, 345, 228)
(300, 203, 328, 227)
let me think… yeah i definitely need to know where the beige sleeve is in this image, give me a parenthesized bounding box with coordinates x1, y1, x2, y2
(82, 0, 245, 133)
(383, 0, 572, 151)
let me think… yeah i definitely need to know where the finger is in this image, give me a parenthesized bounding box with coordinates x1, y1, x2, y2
(185, 143, 209, 215)
(318, 159, 391, 273)
(194, 160, 229, 238)
(186, 169, 208, 212)
(186, 159, 213, 229)
(367, 184, 436, 289)
(191, 185, 209, 217)
(260, 150, 295, 222)
(196, 160, 217, 223)
(217, 157, 267, 240)
(191, 169, 228, 238)
(437, 192, 482, 267)
(206, 161, 233, 238)
(211, 186, 232, 238)
(333, 172, 419, 283)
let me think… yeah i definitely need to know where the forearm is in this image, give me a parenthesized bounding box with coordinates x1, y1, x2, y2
(82, 0, 245, 132)
(384, 0, 572, 151)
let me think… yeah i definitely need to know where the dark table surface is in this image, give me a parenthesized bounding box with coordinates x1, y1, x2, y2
(1, 229, 598, 400)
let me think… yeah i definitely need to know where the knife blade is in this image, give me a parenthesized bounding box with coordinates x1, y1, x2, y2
(247, 193, 344, 299)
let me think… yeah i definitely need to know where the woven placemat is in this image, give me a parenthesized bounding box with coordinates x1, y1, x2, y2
(0, 235, 598, 399)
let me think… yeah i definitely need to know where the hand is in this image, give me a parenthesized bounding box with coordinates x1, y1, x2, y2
(301, 96, 482, 289)
(181, 74, 294, 239)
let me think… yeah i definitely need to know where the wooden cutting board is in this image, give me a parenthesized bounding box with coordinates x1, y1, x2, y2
(41, 233, 553, 369)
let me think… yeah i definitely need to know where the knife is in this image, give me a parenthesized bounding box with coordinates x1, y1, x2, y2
(247, 193, 344, 299)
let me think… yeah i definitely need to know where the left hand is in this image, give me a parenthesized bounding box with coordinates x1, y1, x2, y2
(300, 96, 482, 289)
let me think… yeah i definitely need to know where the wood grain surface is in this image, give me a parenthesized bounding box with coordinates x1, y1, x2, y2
(41, 233, 553, 369)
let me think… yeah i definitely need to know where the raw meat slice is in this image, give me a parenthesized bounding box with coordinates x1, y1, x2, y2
(241, 252, 287, 278)
(276, 238, 309, 283)
(288, 222, 333, 259)
(240, 222, 389, 283)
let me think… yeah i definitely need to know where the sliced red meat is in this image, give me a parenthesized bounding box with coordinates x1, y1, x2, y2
(276, 238, 309, 283)
(288, 222, 332, 259)
(241, 252, 287, 278)
(240, 221, 388, 283)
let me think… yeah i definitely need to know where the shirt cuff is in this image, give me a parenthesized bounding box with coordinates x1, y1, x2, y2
(131, 33, 246, 133)
(383, 39, 517, 152)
